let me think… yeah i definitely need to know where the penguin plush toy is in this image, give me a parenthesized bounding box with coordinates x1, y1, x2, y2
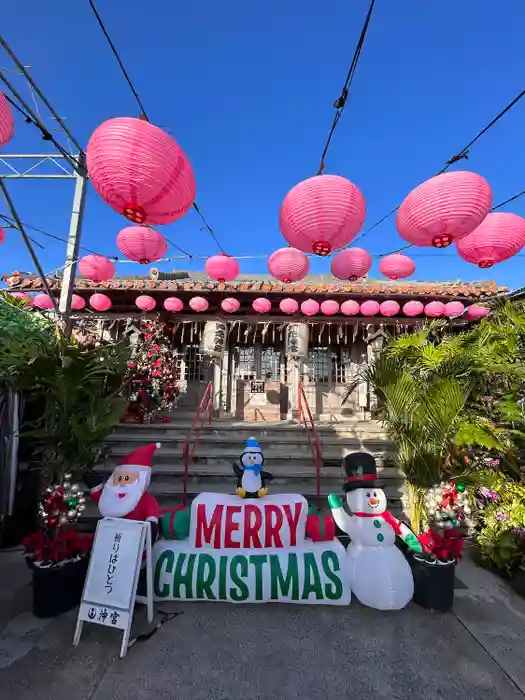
(233, 437, 273, 498)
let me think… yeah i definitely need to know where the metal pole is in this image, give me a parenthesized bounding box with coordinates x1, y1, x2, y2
(59, 154, 88, 336)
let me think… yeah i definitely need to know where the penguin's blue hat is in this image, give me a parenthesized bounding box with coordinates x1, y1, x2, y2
(243, 437, 262, 454)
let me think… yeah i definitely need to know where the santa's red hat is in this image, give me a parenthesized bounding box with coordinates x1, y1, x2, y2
(115, 442, 161, 487)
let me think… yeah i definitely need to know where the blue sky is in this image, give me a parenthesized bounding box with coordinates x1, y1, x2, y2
(1, 0, 524, 289)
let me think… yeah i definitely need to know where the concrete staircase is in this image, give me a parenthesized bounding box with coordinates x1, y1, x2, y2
(83, 418, 406, 521)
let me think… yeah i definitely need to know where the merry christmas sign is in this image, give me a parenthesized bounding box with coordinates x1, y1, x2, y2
(152, 493, 350, 605)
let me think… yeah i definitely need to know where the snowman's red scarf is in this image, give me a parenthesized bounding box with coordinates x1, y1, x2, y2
(352, 510, 402, 535)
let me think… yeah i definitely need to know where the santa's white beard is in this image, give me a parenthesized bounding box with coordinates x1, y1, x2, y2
(98, 477, 146, 518)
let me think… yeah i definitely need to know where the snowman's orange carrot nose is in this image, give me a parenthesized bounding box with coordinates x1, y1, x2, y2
(369, 497, 378, 505)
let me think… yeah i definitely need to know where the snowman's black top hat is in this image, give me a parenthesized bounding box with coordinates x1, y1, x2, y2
(342, 452, 384, 492)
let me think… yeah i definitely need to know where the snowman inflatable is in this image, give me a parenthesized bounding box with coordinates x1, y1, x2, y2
(328, 452, 421, 611)
(233, 437, 274, 498)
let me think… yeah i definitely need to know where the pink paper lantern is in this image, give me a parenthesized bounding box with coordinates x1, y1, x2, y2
(403, 300, 424, 317)
(279, 298, 299, 314)
(9, 292, 32, 305)
(0, 226, 5, 244)
(0, 92, 14, 147)
(321, 300, 340, 316)
(117, 225, 168, 263)
(301, 299, 320, 316)
(33, 294, 54, 310)
(189, 296, 209, 313)
(456, 212, 525, 268)
(466, 305, 489, 320)
(253, 298, 271, 313)
(396, 171, 492, 248)
(71, 294, 86, 310)
(360, 300, 380, 317)
(268, 247, 309, 283)
(341, 299, 360, 316)
(136, 295, 156, 311)
(164, 297, 183, 312)
(424, 301, 445, 317)
(78, 254, 115, 282)
(89, 293, 112, 311)
(221, 298, 240, 313)
(330, 248, 372, 281)
(379, 253, 415, 280)
(280, 175, 366, 256)
(380, 300, 400, 317)
(444, 301, 465, 318)
(205, 254, 240, 282)
(86, 117, 196, 225)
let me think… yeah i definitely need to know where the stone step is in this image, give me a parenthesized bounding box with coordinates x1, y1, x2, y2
(106, 432, 391, 447)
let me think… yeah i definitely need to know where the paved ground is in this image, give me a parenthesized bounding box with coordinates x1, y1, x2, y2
(1, 548, 525, 700)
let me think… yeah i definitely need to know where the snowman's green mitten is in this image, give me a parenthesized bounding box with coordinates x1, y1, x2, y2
(405, 533, 423, 553)
(328, 493, 343, 510)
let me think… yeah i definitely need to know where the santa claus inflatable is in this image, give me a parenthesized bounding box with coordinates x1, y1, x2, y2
(85, 442, 161, 541)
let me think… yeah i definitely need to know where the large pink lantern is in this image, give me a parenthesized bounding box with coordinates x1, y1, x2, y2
(301, 299, 320, 316)
(456, 212, 525, 268)
(164, 297, 183, 312)
(444, 301, 465, 318)
(86, 117, 196, 225)
(89, 293, 112, 311)
(341, 299, 360, 316)
(221, 298, 240, 313)
(396, 171, 492, 248)
(253, 298, 271, 313)
(360, 300, 380, 317)
(331, 248, 372, 281)
(279, 298, 299, 314)
(0, 92, 14, 147)
(205, 254, 240, 282)
(280, 174, 366, 256)
(403, 300, 424, 317)
(466, 305, 489, 320)
(33, 294, 54, 310)
(78, 254, 115, 282)
(379, 253, 415, 280)
(189, 296, 209, 313)
(71, 294, 86, 310)
(136, 295, 156, 311)
(268, 247, 309, 283)
(424, 301, 445, 317)
(117, 226, 168, 263)
(380, 300, 400, 317)
(321, 300, 340, 316)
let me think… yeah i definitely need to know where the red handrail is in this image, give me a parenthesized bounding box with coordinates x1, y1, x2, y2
(182, 381, 213, 505)
(297, 381, 323, 508)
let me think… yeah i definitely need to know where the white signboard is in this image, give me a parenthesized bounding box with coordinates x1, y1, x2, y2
(73, 518, 153, 658)
(249, 393, 267, 406)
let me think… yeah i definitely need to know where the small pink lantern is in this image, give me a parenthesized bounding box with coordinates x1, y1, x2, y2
(330, 248, 372, 281)
(253, 298, 271, 313)
(321, 300, 340, 316)
(301, 299, 320, 316)
(466, 305, 489, 320)
(78, 254, 115, 282)
(117, 225, 168, 263)
(189, 296, 209, 313)
(379, 253, 415, 280)
(164, 297, 183, 312)
(403, 300, 424, 317)
(360, 300, 380, 317)
(444, 301, 465, 318)
(268, 247, 309, 283)
(136, 295, 156, 311)
(280, 175, 366, 256)
(89, 293, 112, 311)
(397, 171, 492, 248)
(279, 298, 299, 314)
(379, 300, 400, 317)
(71, 294, 86, 310)
(456, 212, 525, 268)
(341, 299, 360, 316)
(33, 294, 54, 310)
(86, 117, 196, 225)
(0, 92, 14, 147)
(205, 254, 240, 282)
(221, 298, 240, 313)
(9, 292, 32, 305)
(0, 226, 5, 244)
(424, 301, 445, 317)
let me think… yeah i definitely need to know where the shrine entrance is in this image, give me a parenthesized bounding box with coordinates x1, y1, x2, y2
(231, 344, 289, 420)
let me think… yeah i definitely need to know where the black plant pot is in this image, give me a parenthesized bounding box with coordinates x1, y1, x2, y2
(408, 552, 456, 612)
(31, 556, 89, 618)
(511, 568, 525, 599)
